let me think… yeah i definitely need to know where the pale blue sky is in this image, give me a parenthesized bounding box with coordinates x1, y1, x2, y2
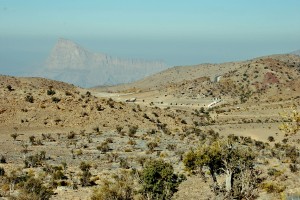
(1, 0, 300, 75)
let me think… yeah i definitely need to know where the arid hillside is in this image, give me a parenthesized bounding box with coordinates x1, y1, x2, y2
(0, 53, 300, 200)
(95, 54, 300, 94)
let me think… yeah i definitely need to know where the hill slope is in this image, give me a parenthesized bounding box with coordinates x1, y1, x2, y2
(94, 54, 300, 93)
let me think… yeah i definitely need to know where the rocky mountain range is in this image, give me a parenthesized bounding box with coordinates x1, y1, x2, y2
(35, 38, 168, 88)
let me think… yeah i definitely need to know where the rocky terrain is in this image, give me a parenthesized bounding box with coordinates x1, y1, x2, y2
(0, 53, 300, 200)
(35, 38, 168, 87)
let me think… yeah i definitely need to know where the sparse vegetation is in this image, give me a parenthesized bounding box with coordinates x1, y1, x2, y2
(1, 59, 300, 199)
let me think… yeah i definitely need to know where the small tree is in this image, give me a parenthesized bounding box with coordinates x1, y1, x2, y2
(141, 159, 185, 199)
(183, 139, 259, 199)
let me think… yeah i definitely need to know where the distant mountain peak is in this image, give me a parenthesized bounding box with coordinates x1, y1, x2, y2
(45, 38, 93, 70)
(38, 38, 168, 87)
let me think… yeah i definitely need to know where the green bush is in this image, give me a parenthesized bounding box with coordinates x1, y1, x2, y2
(141, 159, 185, 200)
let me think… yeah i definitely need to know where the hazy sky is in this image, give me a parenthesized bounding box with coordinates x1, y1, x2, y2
(1, 0, 300, 75)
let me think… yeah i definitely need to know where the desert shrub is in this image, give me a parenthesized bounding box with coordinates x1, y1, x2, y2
(80, 162, 93, 187)
(147, 129, 157, 135)
(97, 142, 110, 153)
(47, 89, 56, 95)
(96, 104, 105, 111)
(282, 138, 288, 144)
(261, 181, 285, 193)
(65, 91, 72, 96)
(267, 168, 283, 177)
(86, 91, 91, 97)
(119, 157, 130, 169)
(0, 167, 5, 176)
(25, 95, 34, 103)
(29, 135, 36, 145)
(52, 169, 67, 182)
(19, 177, 54, 200)
(279, 109, 300, 135)
(128, 125, 138, 137)
(127, 139, 136, 146)
(7, 85, 14, 91)
(0, 155, 6, 163)
(143, 113, 150, 119)
(161, 125, 171, 135)
(67, 131, 76, 139)
(206, 129, 219, 141)
(51, 97, 61, 103)
(141, 159, 185, 200)
(289, 164, 298, 173)
(93, 126, 100, 133)
(137, 156, 148, 167)
(147, 142, 158, 152)
(116, 125, 124, 134)
(107, 98, 115, 108)
(91, 171, 136, 200)
(268, 136, 275, 142)
(106, 152, 119, 163)
(24, 151, 47, 168)
(105, 138, 114, 143)
(285, 145, 299, 163)
(254, 140, 265, 150)
(166, 144, 177, 151)
(10, 133, 19, 141)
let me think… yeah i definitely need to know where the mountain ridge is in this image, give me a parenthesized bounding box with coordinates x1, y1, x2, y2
(35, 38, 168, 88)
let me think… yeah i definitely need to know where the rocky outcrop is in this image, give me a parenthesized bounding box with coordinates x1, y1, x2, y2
(36, 38, 168, 88)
